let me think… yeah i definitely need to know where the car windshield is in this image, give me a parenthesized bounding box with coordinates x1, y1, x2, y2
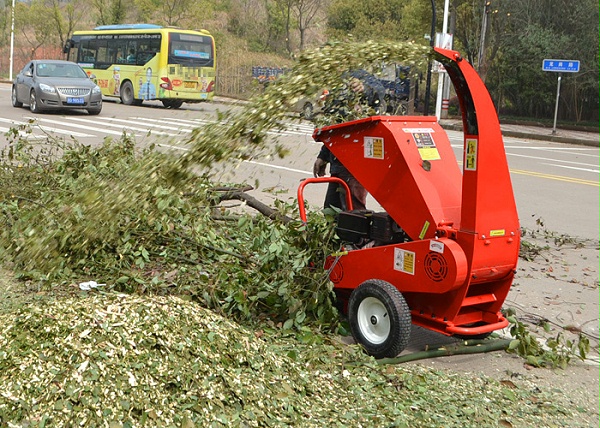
(36, 63, 88, 79)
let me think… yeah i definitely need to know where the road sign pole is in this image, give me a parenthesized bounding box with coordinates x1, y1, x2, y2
(552, 73, 562, 135)
(542, 59, 579, 135)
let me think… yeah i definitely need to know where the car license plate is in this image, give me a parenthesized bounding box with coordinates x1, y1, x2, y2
(67, 97, 85, 104)
(184, 81, 197, 89)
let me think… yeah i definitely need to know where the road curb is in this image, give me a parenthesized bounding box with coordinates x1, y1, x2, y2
(2, 83, 597, 146)
(439, 122, 599, 147)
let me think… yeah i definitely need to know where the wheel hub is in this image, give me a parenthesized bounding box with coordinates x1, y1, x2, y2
(357, 297, 390, 345)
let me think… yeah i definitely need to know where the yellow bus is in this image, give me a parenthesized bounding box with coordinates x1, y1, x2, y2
(64, 24, 216, 108)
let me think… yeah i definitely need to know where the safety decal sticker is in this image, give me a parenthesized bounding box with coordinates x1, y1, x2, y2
(394, 248, 415, 275)
(404, 128, 441, 161)
(429, 240, 445, 254)
(489, 229, 506, 237)
(419, 220, 430, 240)
(364, 136, 384, 159)
(465, 138, 478, 171)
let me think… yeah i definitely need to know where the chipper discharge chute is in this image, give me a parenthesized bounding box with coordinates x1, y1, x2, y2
(298, 48, 520, 359)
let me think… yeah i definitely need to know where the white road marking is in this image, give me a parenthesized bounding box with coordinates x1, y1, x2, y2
(67, 117, 180, 136)
(506, 151, 599, 169)
(245, 160, 311, 175)
(23, 116, 128, 136)
(0, 117, 93, 137)
(541, 163, 599, 174)
(153, 143, 312, 175)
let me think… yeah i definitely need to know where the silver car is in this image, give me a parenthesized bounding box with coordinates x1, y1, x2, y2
(12, 60, 102, 115)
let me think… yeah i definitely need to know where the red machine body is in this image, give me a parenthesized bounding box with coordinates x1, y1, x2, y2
(303, 48, 520, 338)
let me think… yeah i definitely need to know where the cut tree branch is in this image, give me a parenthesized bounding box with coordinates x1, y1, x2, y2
(215, 187, 294, 224)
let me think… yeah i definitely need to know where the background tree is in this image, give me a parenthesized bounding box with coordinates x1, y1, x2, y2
(92, 0, 129, 25)
(49, 0, 85, 51)
(226, 0, 272, 51)
(484, 0, 599, 121)
(326, 0, 409, 41)
(272, 0, 295, 54)
(293, 0, 324, 51)
(15, 0, 58, 59)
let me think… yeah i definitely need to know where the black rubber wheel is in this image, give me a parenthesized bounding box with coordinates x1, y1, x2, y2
(87, 107, 102, 115)
(348, 279, 411, 358)
(162, 99, 184, 109)
(29, 90, 42, 113)
(12, 86, 22, 107)
(302, 102, 314, 120)
(120, 81, 135, 105)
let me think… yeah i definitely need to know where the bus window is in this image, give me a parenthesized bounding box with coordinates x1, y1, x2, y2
(137, 38, 160, 65)
(95, 41, 111, 69)
(126, 48, 136, 63)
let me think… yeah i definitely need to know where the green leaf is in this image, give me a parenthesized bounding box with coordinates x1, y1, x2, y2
(282, 318, 294, 330)
(508, 339, 520, 350)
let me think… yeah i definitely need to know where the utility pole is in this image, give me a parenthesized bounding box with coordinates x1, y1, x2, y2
(478, 1, 491, 72)
(435, 0, 451, 120)
(10, 0, 16, 81)
(424, 0, 436, 116)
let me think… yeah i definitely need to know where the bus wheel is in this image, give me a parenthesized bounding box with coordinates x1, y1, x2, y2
(120, 81, 135, 105)
(162, 100, 183, 109)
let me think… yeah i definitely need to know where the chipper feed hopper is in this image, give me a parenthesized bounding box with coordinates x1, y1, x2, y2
(298, 48, 520, 358)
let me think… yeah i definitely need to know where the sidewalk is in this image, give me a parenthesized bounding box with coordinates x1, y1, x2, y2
(439, 118, 599, 147)
(214, 96, 599, 147)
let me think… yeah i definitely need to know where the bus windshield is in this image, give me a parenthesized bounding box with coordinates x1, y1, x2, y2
(169, 33, 214, 67)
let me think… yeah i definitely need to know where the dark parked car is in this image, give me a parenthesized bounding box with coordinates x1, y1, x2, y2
(320, 69, 388, 118)
(294, 89, 330, 120)
(12, 60, 102, 115)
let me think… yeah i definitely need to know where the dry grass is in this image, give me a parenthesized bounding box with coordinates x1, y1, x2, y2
(216, 35, 295, 99)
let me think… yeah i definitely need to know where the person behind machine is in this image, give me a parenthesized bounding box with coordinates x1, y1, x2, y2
(313, 145, 367, 211)
(312, 72, 383, 211)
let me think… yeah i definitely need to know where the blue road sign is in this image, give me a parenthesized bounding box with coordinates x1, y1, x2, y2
(542, 59, 580, 73)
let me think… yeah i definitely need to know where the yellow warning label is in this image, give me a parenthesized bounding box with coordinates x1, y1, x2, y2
(364, 136, 384, 159)
(419, 221, 430, 240)
(418, 147, 441, 161)
(465, 138, 478, 171)
(490, 229, 506, 237)
(394, 248, 415, 275)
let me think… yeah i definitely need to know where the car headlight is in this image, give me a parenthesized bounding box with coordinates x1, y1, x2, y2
(39, 83, 56, 94)
(92, 85, 101, 95)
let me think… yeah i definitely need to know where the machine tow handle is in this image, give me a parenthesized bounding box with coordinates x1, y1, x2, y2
(297, 177, 354, 223)
(446, 317, 509, 335)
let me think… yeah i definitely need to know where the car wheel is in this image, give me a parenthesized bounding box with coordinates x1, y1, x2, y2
(87, 107, 102, 115)
(11, 86, 23, 108)
(29, 90, 42, 113)
(162, 100, 183, 109)
(302, 102, 314, 120)
(348, 279, 411, 359)
(120, 81, 135, 105)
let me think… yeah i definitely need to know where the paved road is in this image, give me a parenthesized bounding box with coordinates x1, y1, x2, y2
(1, 83, 598, 241)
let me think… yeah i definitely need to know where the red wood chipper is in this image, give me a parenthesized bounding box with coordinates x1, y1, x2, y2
(297, 47, 520, 358)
